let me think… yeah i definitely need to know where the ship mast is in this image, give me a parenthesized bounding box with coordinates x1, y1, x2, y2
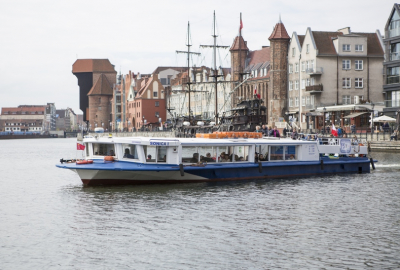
(176, 22, 200, 123)
(200, 11, 229, 124)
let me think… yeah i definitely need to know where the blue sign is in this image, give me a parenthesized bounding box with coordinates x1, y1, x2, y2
(340, 139, 351, 154)
(150, 141, 169, 146)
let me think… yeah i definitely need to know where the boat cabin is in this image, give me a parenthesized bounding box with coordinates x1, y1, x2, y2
(82, 137, 321, 165)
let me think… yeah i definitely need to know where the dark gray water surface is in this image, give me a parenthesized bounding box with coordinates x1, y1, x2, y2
(0, 138, 399, 269)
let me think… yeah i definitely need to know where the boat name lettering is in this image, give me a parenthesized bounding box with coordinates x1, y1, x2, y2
(150, 141, 169, 146)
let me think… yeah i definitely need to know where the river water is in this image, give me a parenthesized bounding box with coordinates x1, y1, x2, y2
(0, 138, 399, 269)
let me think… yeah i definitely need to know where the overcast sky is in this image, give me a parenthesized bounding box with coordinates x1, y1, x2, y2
(0, 0, 393, 114)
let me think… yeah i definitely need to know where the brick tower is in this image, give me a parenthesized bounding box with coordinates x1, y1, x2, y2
(72, 59, 116, 129)
(268, 19, 290, 124)
(230, 35, 249, 82)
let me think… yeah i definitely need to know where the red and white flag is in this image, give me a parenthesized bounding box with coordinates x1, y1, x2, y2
(77, 143, 85, 150)
(331, 124, 338, 137)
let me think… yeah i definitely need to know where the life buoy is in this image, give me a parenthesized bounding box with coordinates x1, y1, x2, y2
(76, 159, 93, 165)
(104, 156, 114, 161)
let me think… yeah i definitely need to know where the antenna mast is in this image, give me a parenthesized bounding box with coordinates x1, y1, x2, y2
(176, 22, 200, 123)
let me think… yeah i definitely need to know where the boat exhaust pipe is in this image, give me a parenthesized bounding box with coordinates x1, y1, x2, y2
(369, 158, 375, 170)
(179, 164, 184, 176)
(320, 160, 324, 170)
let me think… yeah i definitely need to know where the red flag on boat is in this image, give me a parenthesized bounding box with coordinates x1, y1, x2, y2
(331, 124, 338, 137)
(77, 143, 85, 150)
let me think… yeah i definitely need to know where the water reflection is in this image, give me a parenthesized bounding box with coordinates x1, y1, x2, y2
(1, 139, 400, 269)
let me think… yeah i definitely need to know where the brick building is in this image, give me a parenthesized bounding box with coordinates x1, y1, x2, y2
(72, 59, 116, 130)
(230, 19, 290, 126)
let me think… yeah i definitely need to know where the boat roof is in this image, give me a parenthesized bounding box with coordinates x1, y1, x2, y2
(83, 136, 318, 146)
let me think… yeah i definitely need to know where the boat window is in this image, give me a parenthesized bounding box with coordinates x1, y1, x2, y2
(92, 143, 115, 156)
(286, 145, 297, 160)
(144, 145, 156, 162)
(157, 146, 167, 163)
(143, 145, 167, 163)
(233, 145, 249, 161)
(182, 146, 198, 163)
(217, 146, 230, 162)
(270, 145, 297, 161)
(122, 144, 139, 159)
(270, 146, 284, 161)
(198, 146, 216, 162)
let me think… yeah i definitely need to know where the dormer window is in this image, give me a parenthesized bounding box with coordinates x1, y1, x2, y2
(342, 44, 351, 52)
(306, 44, 310, 53)
(355, 44, 363, 52)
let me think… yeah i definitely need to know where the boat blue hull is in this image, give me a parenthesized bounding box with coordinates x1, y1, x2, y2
(57, 157, 372, 185)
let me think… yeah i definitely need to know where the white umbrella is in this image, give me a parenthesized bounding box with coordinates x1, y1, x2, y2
(372, 115, 397, 122)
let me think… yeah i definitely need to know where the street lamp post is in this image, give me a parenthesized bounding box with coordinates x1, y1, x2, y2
(323, 107, 326, 135)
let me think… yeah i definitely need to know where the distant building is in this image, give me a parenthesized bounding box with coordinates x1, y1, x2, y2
(0, 105, 47, 133)
(72, 59, 116, 130)
(45, 102, 56, 131)
(56, 109, 71, 131)
(170, 66, 231, 121)
(288, 27, 384, 130)
(383, 3, 400, 117)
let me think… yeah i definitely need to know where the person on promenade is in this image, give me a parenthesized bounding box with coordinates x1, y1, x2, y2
(352, 135, 359, 145)
(255, 126, 262, 133)
(390, 130, 399, 141)
(291, 128, 298, 140)
(261, 125, 269, 136)
(350, 124, 356, 134)
(269, 126, 280, 137)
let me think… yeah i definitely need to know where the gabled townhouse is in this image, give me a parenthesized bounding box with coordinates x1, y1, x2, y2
(288, 27, 384, 131)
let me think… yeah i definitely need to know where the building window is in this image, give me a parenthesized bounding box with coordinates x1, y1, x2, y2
(302, 96, 305, 106)
(289, 64, 293, 74)
(301, 61, 305, 71)
(295, 80, 299, 90)
(306, 44, 310, 53)
(295, 63, 299, 73)
(342, 44, 351, 52)
(342, 95, 351, 104)
(355, 78, 363, 88)
(301, 79, 305, 89)
(342, 60, 351, 70)
(355, 60, 363, 70)
(153, 91, 158, 98)
(155, 101, 159, 107)
(311, 95, 314, 105)
(292, 48, 295, 57)
(355, 44, 363, 52)
(306, 96, 310, 105)
(342, 78, 351, 89)
(289, 98, 293, 107)
(289, 81, 293, 91)
(389, 12, 400, 38)
(387, 66, 400, 84)
(295, 97, 299, 106)
(306, 78, 310, 86)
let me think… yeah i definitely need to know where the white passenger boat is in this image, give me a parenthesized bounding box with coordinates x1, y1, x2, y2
(56, 134, 374, 186)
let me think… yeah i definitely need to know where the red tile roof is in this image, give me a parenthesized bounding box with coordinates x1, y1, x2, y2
(87, 74, 113, 96)
(72, 59, 116, 73)
(230, 36, 249, 51)
(268, 22, 290, 40)
(247, 47, 271, 66)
